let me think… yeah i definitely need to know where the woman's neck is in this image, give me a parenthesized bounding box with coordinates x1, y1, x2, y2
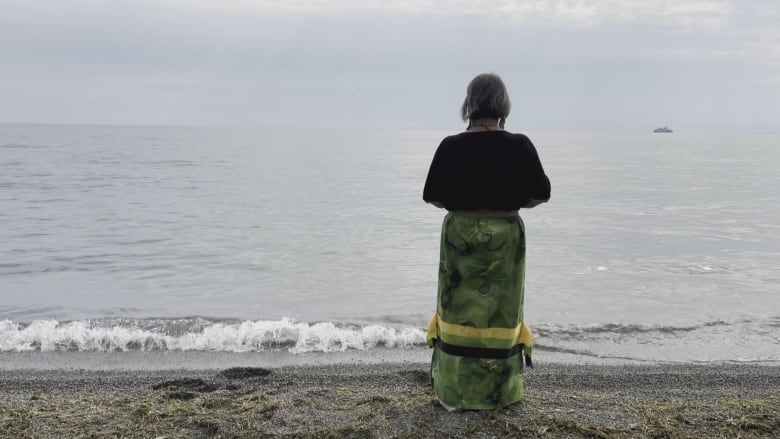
(467, 118, 504, 132)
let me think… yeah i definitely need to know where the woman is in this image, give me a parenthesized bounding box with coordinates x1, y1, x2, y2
(423, 73, 551, 410)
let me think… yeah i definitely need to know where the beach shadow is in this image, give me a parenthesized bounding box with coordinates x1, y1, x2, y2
(398, 369, 430, 386)
(151, 377, 221, 400)
(219, 367, 272, 379)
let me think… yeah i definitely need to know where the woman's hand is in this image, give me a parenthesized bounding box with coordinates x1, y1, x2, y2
(524, 198, 548, 208)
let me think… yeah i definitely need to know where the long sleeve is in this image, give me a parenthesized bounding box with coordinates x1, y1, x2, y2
(523, 138, 551, 201)
(423, 139, 450, 206)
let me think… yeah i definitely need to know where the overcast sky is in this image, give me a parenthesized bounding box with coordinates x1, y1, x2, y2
(1, 0, 778, 132)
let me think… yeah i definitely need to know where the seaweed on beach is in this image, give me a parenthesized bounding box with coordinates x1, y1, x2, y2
(1, 366, 778, 438)
(151, 377, 220, 393)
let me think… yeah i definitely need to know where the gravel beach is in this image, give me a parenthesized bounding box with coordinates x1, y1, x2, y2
(1, 363, 778, 438)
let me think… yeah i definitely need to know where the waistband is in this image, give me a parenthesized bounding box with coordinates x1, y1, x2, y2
(448, 210, 519, 218)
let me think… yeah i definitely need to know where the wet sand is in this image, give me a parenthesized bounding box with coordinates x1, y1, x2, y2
(1, 363, 778, 438)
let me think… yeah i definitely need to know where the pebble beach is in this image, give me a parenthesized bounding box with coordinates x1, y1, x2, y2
(1, 362, 778, 438)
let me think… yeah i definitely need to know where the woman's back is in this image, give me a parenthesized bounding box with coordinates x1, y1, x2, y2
(423, 131, 550, 211)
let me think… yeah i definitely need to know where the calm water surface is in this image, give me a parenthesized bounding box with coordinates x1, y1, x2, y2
(1, 124, 778, 362)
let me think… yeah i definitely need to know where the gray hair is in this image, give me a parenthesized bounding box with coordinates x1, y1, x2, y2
(460, 73, 511, 122)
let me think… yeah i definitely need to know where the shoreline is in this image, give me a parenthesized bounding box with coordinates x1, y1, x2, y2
(5, 347, 775, 371)
(1, 363, 778, 438)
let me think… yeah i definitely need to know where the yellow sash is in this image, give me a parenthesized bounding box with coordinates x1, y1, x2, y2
(427, 313, 533, 360)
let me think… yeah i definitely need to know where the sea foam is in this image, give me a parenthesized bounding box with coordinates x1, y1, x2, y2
(0, 318, 427, 353)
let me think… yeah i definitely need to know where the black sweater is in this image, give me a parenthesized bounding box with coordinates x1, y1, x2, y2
(423, 131, 551, 211)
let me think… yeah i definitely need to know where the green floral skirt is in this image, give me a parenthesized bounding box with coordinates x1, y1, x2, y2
(428, 212, 530, 409)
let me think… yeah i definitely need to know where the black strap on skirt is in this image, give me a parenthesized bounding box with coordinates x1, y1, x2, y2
(435, 339, 533, 368)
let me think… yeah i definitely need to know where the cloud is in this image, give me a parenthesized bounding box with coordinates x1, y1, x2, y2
(158, 0, 734, 28)
(0, 0, 777, 130)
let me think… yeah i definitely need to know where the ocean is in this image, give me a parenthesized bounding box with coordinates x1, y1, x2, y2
(1, 124, 778, 366)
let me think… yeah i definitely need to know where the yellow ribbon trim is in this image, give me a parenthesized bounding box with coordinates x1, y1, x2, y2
(426, 313, 533, 351)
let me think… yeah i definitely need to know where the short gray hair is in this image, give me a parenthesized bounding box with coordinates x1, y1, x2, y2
(460, 73, 511, 122)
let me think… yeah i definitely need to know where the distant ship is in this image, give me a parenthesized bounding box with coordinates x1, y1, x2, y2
(653, 126, 673, 133)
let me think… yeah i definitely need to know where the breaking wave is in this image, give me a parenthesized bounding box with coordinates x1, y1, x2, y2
(1, 316, 777, 362)
(0, 318, 426, 353)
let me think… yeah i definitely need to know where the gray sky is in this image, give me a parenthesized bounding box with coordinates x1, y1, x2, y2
(1, 0, 778, 132)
